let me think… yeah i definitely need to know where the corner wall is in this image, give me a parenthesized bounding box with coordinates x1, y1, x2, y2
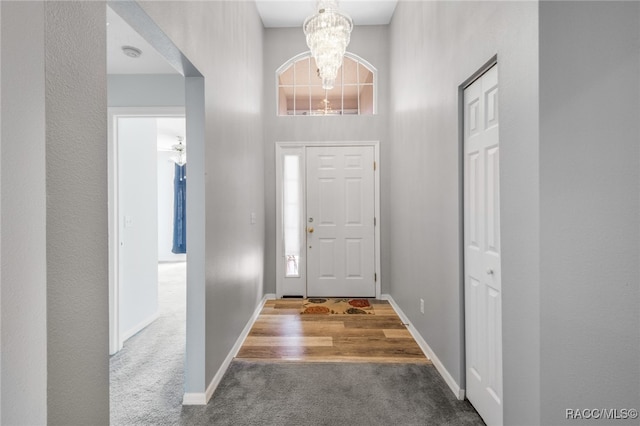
(389, 1, 540, 424)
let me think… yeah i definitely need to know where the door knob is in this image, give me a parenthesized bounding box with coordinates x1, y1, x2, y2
(308, 227, 314, 233)
(486, 268, 494, 275)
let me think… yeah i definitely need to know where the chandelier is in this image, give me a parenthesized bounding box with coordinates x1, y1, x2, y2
(172, 136, 186, 166)
(303, 0, 353, 90)
(315, 98, 334, 115)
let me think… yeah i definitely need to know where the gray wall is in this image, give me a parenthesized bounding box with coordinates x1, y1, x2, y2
(45, 1, 110, 424)
(137, 0, 266, 389)
(1, 2, 48, 424)
(539, 2, 640, 424)
(108, 74, 184, 107)
(389, 2, 540, 424)
(263, 26, 390, 295)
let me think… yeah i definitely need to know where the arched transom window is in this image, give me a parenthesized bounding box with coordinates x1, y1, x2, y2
(276, 52, 376, 116)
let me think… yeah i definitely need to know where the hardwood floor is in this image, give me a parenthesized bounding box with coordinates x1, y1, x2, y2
(235, 299, 430, 363)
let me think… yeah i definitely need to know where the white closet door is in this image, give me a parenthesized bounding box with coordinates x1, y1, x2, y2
(464, 65, 503, 426)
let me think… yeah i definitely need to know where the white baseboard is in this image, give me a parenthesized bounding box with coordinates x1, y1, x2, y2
(182, 392, 207, 405)
(182, 293, 275, 406)
(380, 294, 466, 400)
(120, 310, 159, 345)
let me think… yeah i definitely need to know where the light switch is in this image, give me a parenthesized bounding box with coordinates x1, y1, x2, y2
(250, 212, 256, 225)
(124, 216, 133, 228)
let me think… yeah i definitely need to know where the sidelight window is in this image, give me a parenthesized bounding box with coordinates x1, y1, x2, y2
(283, 154, 302, 277)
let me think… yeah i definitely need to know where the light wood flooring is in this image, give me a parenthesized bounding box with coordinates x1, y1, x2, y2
(235, 299, 430, 364)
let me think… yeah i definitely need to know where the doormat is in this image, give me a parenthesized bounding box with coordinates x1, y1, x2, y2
(301, 298, 375, 315)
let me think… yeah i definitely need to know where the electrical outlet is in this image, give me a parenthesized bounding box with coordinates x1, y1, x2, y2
(420, 298, 424, 314)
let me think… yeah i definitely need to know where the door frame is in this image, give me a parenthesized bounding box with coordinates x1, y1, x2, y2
(459, 56, 501, 408)
(275, 141, 381, 299)
(108, 106, 185, 355)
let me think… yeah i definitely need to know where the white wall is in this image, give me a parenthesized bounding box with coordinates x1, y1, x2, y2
(1, 2, 48, 424)
(158, 150, 186, 262)
(263, 25, 390, 295)
(389, 2, 540, 424)
(539, 2, 640, 424)
(118, 118, 159, 339)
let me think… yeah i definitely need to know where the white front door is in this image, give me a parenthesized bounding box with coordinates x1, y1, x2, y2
(306, 146, 376, 297)
(464, 65, 503, 426)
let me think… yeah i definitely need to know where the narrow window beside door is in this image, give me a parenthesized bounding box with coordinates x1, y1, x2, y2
(283, 155, 302, 277)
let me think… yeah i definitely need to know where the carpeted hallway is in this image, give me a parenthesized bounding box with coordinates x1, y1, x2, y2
(110, 264, 483, 425)
(110, 262, 187, 425)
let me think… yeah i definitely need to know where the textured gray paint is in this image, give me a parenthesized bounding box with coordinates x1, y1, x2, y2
(108, 74, 185, 107)
(539, 2, 640, 424)
(137, 0, 265, 390)
(389, 2, 540, 424)
(45, 2, 109, 424)
(1, 2, 48, 424)
(263, 26, 390, 295)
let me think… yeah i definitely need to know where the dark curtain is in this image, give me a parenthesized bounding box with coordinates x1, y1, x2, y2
(172, 163, 187, 253)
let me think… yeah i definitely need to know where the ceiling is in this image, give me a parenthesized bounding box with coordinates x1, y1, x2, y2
(107, 1, 398, 74)
(255, 0, 398, 28)
(107, 6, 178, 75)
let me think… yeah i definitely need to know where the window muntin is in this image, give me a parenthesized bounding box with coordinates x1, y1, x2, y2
(277, 52, 376, 116)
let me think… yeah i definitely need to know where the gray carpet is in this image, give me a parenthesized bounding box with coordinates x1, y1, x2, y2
(181, 361, 485, 426)
(110, 262, 187, 426)
(110, 262, 484, 425)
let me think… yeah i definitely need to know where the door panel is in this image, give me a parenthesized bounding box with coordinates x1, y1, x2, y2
(306, 146, 375, 297)
(464, 64, 503, 426)
(117, 118, 159, 339)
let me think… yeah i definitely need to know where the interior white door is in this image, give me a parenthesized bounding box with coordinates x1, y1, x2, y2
(306, 146, 376, 297)
(117, 117, 159, 344)
(464, 65, 503, 426)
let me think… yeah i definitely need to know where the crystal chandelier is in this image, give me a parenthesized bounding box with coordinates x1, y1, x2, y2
(303, 0, 353, 90)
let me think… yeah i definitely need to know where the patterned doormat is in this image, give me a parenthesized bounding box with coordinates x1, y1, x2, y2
(301, 298, 375, 315)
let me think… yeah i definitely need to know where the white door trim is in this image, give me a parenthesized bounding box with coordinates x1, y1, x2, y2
(275, 141, 381, 299)
(108, 106, 185, 355)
